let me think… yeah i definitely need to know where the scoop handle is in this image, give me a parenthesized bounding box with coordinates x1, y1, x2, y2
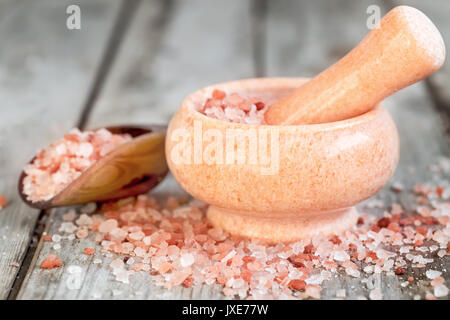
(265, 6, 446, 125)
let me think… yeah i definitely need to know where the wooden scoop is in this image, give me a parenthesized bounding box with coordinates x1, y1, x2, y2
(265, 6, 446, 125)
(18, 125, 168, 209)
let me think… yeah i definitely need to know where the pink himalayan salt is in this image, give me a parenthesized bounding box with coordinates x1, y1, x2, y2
(200, 89, 267, 124)
(87, 191, 446, 299)
(99, 219, 118, 233)
(48, 156, 450, 300)
(431, 276, 445, 287)
(0, 194, 7, 209)
(84, 248, 95, 255)
(22, 128, 131, 202)
(40, 254, 63, 269)
(76, 228, 89, 239)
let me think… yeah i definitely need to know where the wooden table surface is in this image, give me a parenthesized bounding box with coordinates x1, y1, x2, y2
(0, 0, 449, 300)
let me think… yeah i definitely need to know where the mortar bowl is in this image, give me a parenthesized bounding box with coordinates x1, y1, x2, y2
(166, 78, 399, 243)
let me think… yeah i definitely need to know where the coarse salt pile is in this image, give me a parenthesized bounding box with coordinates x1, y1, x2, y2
(22, 128, 132, 202)
(45, 158, 450, 300)
(200, 89, 267, 124)
(41, 157, 450, 299)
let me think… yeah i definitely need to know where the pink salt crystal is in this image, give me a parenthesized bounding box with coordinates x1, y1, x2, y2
(121, 242, 135, 254)
(76, 228, 88, 239)
(0, 194, 8, 209)
(170, 270, 192, 287)
(59, 222, 77, 233)
(426, 270, 442, 280)
(110, 258, 124, 269)
(166, 196, 180, 211)
(40, 254, 63, 269)
(155, 261, 172, 274)
(342, 260, 358, 270)
(437, 250, 446, 258)
(128, 231, 145, 241)
(167, 245, 180, 257)
(109, 228, 128, 241)
(143, 236, 152, 246)
(304, 285, 322, 299)
(430, 276, 445, 287)
(75, 214, 93, 227)
(99, 219, 118, 233)
(200, 91, 267, 124)
(220, 250, 236, 263)
(333, 250, 349, 262)
(180, 253, 195, 267)
(391, 203, 404, 215)
(345, 268, 361, 278)
(134, 247, 147, 258)
(51, 234, 62, 243)
(208, 227, 226, 241)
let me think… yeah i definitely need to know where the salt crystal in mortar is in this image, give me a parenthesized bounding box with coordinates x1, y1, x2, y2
(200, 89, 267, 124)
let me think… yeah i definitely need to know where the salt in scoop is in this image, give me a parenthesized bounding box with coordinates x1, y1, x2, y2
(19, 125, 168, 209)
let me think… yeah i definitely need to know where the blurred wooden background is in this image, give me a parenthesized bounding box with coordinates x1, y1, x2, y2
(0, 0, 448, 299)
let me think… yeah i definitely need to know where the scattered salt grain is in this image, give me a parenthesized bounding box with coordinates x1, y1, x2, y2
(45, 156, 450, 300)
(200, 90, 267, 124)
(426, 270, 442, 280)
(110, 258, 125, 269)
(333, 250, 349, 262)
(0, 194, 8, 210)
(40, 254, 63, 269)
(51, 234, 62, 243)
(99, 219, 118, 233)
(59, 222, 77, 233)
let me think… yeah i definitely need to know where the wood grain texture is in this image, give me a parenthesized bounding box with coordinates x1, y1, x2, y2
(18, 0, 254, 300)
(16, 0, 450, 300)
(0, 0, 120, 299)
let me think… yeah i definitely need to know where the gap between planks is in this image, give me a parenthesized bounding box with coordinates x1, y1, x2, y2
(9, 0, 139, 299)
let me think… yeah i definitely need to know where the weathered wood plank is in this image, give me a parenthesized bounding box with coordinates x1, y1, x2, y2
(0, 0, 121, 299)
(265, 0, 449, 299)
(18, 0, 255, 300)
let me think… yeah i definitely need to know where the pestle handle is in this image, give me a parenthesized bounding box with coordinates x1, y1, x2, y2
(265, 6, 446, 125)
